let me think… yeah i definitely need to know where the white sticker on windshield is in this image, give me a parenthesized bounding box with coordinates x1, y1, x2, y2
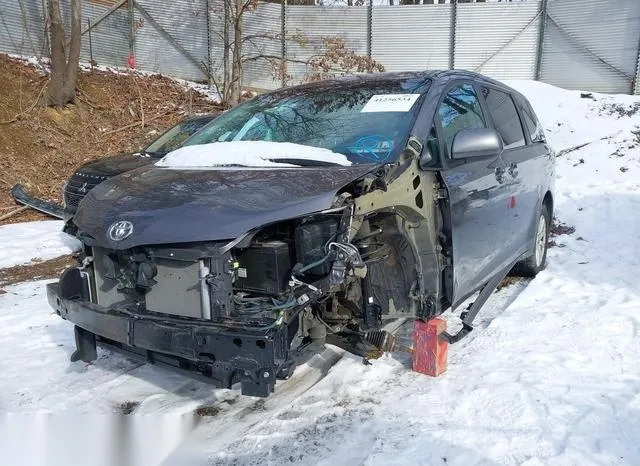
(361, 94, 421, 113)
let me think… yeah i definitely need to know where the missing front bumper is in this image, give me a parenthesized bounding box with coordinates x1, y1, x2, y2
(47, 282, 295, 397)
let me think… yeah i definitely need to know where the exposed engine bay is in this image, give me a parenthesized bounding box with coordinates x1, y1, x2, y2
(90, 207, 412, 337)
(50, 158, 445, 397)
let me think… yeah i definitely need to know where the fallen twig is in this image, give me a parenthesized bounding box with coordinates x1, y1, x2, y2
(556, 132, 622, 158)
(102, 110, 173, 136)
(101, 120, 143, 136)
(0, 206, 29, 222)
(77, 92, 99, 110)
(0, 83, 47, 125)
(557, 142, 590, 158)
(132, 74, 145, 128)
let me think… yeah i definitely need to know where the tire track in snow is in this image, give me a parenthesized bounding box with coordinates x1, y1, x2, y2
(163, 345, 345, 465)
(163, 282, 530, 465)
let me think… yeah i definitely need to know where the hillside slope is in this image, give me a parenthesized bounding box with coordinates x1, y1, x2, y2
(0, 54, 220, 223)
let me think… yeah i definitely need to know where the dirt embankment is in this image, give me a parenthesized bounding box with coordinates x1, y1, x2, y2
(0, 54, 221, 224)
(0, 254, 77, 292)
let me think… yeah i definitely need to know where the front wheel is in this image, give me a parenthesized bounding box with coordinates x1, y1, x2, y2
(511, 204, 550, 278)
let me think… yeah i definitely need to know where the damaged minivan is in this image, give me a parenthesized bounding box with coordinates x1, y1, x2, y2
(48, 71, 555, 397)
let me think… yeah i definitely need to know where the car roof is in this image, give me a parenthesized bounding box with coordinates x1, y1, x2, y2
(268, 71, 439, 96)
(266, 70, 527, 103)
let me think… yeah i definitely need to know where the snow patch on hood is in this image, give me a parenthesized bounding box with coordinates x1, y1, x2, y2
(155, 141, 352, 168)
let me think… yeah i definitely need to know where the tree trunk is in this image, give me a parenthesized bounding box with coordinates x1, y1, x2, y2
(47, 0, 65, 106)
(228, 0, 244, 107)
(63, 0, 81, 102)
(223, 0, 230, 102)
(46, 0, 82, 107)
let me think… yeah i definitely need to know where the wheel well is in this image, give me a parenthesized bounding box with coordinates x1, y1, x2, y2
(543, 191, 553, 217)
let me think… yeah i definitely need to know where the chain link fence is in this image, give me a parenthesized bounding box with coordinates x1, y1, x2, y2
(2, 0, 640, 94)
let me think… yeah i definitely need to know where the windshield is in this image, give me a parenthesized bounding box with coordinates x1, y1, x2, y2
(184, 76, 431, 165)
(145, 117, 214, 157)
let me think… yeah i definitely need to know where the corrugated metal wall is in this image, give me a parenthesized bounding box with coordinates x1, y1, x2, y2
(134, 0, 208, 82)
(1, 0, 130, 68)
(372, 4, 451, 72)
(0, 0, 47, 58)
(635, 48, 640, 96)
(455, 1, 541, 80)
(285, 5, 368, 85)
(2, 0, 640, 94)
(208, 0, 229, 89)
(77, 1, 129, 68)
(243, 2, 282, 91)
(540, 0, 640, 94)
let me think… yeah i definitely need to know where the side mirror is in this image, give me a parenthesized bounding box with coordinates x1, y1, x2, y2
(451, 128, 503, 160)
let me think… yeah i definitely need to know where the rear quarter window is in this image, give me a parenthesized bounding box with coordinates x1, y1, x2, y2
(481, 87, 525, 150)
(521, 102, 546, 143)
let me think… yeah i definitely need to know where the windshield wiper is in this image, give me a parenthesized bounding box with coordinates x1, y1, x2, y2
(142, 150, 165, 158)
(266, 158, 343, 167)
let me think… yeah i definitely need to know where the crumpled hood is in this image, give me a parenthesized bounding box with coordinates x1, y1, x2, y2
(73, 164, 376, 249)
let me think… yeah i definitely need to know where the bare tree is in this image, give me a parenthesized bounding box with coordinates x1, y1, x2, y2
(227, 0, 251, 106)
(210, 1, 383, 108)
(208, 0, 260, 108)
(46, 0, 81, 107)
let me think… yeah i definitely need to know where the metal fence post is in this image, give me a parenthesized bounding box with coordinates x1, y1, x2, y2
(449, 0, 457, 70)
(206, 0, 213, 86)
(634, 32, 640, 95)
(87, 18, 93, 65)
(281, 0, 286, 87)
(41, 0, 50, 57)
(367, 0, 372, 59)
(128, 0, 135, 67)
(534, 0, 548, 81)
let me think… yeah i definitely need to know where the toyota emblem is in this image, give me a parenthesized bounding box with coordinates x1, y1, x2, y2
(108, 220, 133, 241)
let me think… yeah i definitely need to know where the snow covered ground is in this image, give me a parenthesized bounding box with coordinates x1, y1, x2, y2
(0, 221, 80, 268)
(1, 81, 640, 466)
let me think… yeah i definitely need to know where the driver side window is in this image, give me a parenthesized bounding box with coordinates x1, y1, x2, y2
(438, 83, 486, 158)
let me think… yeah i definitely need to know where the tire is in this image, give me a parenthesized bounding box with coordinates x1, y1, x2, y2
(511, 204, 550, 278)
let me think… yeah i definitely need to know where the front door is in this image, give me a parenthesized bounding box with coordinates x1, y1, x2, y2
(436, 82, 510, 308)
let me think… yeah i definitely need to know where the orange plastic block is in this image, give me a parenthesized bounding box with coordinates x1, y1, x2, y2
(412, 318, 448, 377)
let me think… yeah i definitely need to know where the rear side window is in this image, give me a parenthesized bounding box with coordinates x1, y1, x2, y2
(438, 83, 486, 157)
(521, 103, 546, 143)
(481, 87, 525, 150)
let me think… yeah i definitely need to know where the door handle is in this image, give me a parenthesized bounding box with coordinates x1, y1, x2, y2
(508, 163, 519, 178)
(494, 166, 505, 184)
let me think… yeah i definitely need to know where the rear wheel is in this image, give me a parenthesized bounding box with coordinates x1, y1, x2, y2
(511, 204, 550, 278)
